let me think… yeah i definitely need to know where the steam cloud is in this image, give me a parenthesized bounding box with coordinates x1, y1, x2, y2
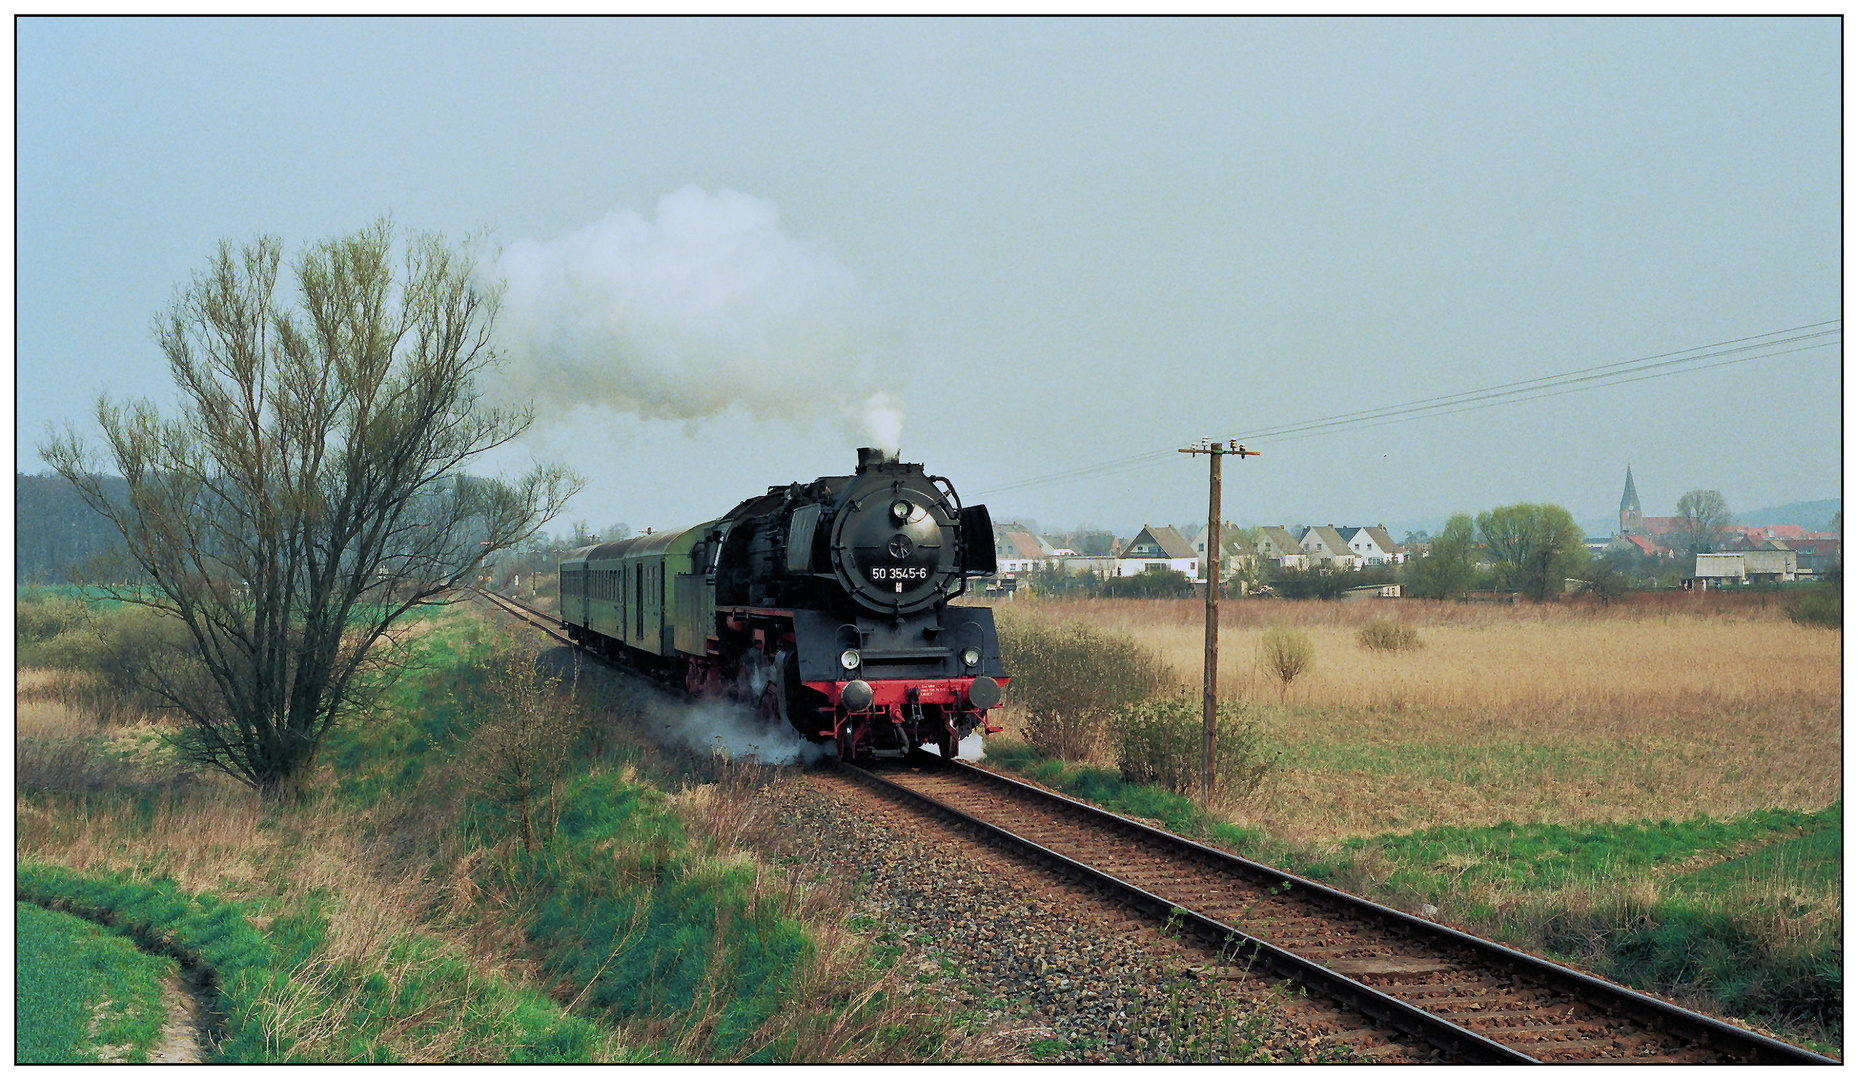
(490, 187, 904, 452)
(646, 697, 836, 766)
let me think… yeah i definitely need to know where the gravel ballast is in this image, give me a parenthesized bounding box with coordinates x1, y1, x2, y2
(755, 768, 1411, 1064)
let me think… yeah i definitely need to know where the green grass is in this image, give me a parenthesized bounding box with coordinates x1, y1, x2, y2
(321, 608, 503, 801)
(1669, 821, 1842, 895)
(16, 902, 175, 1063)
(1303, 806, 1841, 894)
(982, 739, 1270, 853)
(1295, 807, 1842, 1043)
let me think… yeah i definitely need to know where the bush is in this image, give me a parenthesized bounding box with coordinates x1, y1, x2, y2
(1258, 625, 1314, 698)
(1356, 618, 1422, 652)
(1099, 567, 1195, 599)
(457, 647, 586, 851)
(1112, 696, 1276, 802)
(16, 591, 92, 652)
(997, 618, 1174, 760)
(1786, 582, 1841, 629)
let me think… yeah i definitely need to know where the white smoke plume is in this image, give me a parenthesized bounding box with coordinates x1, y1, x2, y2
(489, 187, 905, 452)
(646, 698, 835, 766)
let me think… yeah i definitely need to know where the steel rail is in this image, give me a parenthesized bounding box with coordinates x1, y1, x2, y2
(470, 588, 577, 647)
(843, 759, 1835, 1065)
(839, 759, 1532, 1064)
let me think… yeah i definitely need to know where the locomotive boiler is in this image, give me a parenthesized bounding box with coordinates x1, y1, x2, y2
(558, 449, 1008, 761)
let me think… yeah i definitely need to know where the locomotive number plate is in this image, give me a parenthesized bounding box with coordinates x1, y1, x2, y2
(871, 566, 929, 582)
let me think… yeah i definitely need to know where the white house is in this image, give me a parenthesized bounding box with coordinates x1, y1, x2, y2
(1299, 525, 1360, 570)
(1339, 525, 1405, 566)
(1116, 525, 1200, 578)
(992, 521, 1055, 576)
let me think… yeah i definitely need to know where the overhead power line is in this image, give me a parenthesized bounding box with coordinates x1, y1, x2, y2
(972, 321, 1839, 500)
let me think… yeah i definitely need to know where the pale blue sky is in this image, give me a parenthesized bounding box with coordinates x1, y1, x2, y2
(15, 17, 1842, 538)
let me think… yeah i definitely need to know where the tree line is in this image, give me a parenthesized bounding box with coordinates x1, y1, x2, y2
(16, 471, 131, 584)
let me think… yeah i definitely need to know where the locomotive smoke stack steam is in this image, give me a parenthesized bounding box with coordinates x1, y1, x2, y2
(488, 187, 908, 451)
(857, 446, 899, 472)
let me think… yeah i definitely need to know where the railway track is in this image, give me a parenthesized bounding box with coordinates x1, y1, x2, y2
(840, 758, 1834, 1065)
(470, 588, 575, 646)
(469, 587, 1831, 1063)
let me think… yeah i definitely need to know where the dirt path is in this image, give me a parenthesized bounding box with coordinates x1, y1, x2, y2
(146, 972, 214, 1063)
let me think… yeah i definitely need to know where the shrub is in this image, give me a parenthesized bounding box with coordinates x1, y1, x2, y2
(16, 591, 91, 652)
(1258, 625, 1314, 699)
(457, 647, 586, 851)
(997, 618, 1174, 760)
(1786, 582, 1841, 629)
(1356, 618, 1422, 652)
(1112, 696, 1276, 802)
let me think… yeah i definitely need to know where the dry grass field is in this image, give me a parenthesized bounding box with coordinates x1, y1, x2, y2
(992, 595, 1841, 844)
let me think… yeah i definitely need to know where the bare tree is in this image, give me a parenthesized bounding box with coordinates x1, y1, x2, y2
(1672, 489, 1734, 557)
(42, 222, 581, 797)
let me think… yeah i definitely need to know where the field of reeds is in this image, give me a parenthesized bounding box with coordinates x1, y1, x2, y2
(985, 592, 1842, 1049)
(992, 595, 1841, 841)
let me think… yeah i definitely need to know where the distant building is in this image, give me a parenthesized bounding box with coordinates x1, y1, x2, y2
(1188, 523, 1258, 583)
(1689, 547, 1798, 587)
(1116, 525, 1199, 578)
(1691, 552, 1748, 586)
(1299, 525, 1358, 570)
(992, 521, 1053, 576)
(1722, 523, 1809, 544)
(1606, 533, 1673, 560)
(1616, 467, 1694, 542)
(1788, 534, 1842, 576)
(1339, 525, 1404, 565)
(1620, 466, 1645, 536)
(1255, 526, 1307, 570)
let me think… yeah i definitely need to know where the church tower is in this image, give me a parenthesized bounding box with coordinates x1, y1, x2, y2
(1619, 466, 1644, 536)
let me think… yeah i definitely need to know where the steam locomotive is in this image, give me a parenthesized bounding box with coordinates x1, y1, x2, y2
(559, 449, 1008, 761)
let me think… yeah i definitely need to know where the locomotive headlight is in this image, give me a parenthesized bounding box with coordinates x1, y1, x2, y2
(889, 499, 914, 523)
(838, 648, 862, 671)
(960, 646, 982, 668)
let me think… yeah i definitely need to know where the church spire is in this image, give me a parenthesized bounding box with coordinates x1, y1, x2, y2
(1619, 466, 1644, 536)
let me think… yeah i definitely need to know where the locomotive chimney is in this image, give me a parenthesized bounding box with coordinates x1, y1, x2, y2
(856, 446, 898, 472)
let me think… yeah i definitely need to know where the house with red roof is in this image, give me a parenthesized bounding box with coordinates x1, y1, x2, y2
(1606, 533, 1674, 559)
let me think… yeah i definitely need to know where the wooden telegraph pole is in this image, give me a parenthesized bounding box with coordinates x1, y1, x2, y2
(1178, 440, 1259, 802)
